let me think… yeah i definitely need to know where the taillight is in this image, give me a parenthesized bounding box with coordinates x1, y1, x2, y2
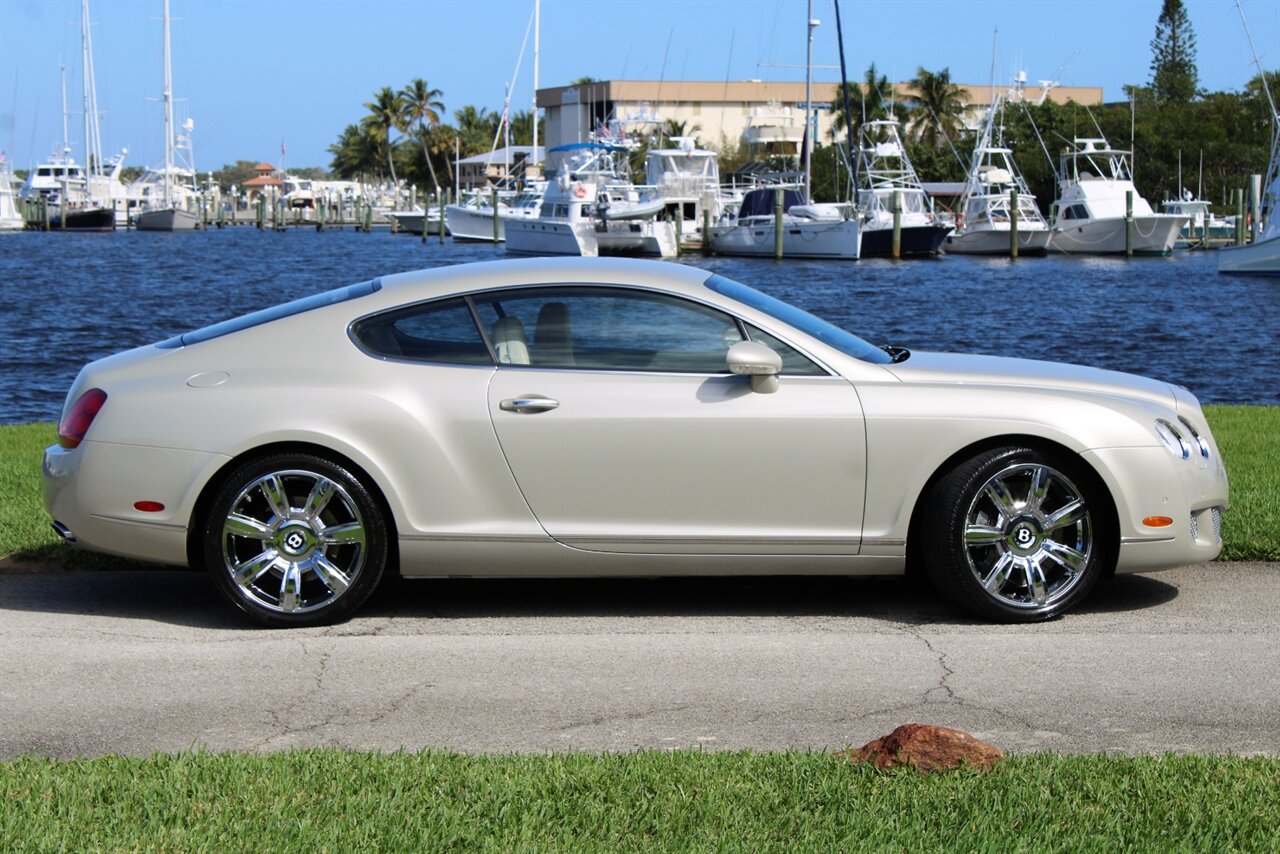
(57, 388, 108, 449)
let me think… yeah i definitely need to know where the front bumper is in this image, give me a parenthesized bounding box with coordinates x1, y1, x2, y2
(1083, 444, 1229, 573)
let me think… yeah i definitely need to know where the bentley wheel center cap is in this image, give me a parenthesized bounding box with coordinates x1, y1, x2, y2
(278, 524, 314, 557)
(1008, 518, 1042, 554)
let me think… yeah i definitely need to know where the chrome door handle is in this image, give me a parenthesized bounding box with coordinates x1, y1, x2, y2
(499, 396, 560, 414)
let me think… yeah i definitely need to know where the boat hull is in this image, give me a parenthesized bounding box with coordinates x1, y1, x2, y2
(506, 219, 678, 258)
(1217, 236, 1280, 275)
(386, 211, 447, 236)
(135, 208, 200, 232)
(445, 205, 513, 242)
(1047, 215, 1185, 255)
(50, 207, 116, 232)
(859, 223, 950, 257)
(708, 219, 861, 259)
(945, 226, 1051, 255)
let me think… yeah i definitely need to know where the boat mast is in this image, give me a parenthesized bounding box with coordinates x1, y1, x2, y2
(803, 0, 816, 203)
(60, 63, 70, 204)
(161, 0, 174, 208)
(81, 0, 104, 187)
(532, 0, 539, 174)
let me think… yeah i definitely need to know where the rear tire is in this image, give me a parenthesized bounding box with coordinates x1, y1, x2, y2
(201, 452, 388, 627)
(921, 446, 1113, 622)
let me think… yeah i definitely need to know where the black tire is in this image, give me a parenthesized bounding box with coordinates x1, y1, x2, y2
(201, 452, 388, 627)
(920, 446, 1113, 622)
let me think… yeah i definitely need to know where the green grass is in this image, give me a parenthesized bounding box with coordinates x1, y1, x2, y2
(1, 750, 1276, 852)
(1205, 406, 1280, 561)
(3, 406, 1277, 565)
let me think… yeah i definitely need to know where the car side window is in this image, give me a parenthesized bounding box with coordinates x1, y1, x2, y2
(472, 287, 745, 373)
(352, 298, 492, 365)
(744, 323, 827, 375)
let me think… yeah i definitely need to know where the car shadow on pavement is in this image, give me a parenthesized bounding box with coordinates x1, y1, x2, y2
(0, 568, 1179, 630)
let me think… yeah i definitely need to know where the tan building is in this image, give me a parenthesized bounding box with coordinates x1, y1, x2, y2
(537, 80, 1104, 153)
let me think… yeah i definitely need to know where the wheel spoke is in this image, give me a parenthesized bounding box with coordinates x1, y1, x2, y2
(302, 478, 337, 522)
(1023, 558, 1049, 606)
(965, 524, 1004, 547)
(1042, 539, 1088, 574)
(318, 521, 365, 547)
(280, 562, 302, 612)
(260, 474, 292, 520)
(1027, 466, 1053, 513)
(984, 477, 1018, 519)
(982, 552, 1016, 594)
(232, 550, 278, 587)
(310, 554, 351, 595)
(1044, 499, 1087, 532)
(224, 512, 271, 540)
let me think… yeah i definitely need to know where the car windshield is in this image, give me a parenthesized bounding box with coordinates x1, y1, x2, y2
(703, 274, 893, 364)
(156, 280, 382, 349)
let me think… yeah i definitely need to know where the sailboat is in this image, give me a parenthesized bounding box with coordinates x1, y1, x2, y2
(707, 0, 860, 259)
(945, 93, 1050, 255)
(1218, 2, 1279, 274)
(46, 61, 114, 232)
(136, 0, 199, 232)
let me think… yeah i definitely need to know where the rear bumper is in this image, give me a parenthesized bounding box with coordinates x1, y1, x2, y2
(43, 440, 229, 566)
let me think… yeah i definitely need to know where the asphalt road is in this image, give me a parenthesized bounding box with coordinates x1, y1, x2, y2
(2, 563, 1277, 759)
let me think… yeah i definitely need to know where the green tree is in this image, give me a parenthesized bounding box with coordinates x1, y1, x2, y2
(362, 86, 408, 188)
(328, 122, 383, 183)
(454, 105, 500, 156)
(831, 63, 895, 143)
(402, 78, 445, 191)
(906, 66, 967, 152)
(1150, 0, 1198, 103)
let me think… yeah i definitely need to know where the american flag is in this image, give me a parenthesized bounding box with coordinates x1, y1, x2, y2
(281, 141, 287, 157)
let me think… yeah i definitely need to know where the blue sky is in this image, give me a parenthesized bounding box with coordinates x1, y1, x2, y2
(1, 0, 1276, 172)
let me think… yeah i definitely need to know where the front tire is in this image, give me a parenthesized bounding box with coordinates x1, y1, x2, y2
(921, 446, 1113, 622)
(201, 452, 388, 627)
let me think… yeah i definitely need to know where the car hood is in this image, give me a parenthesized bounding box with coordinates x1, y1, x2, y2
(883, 352, 1178, 409)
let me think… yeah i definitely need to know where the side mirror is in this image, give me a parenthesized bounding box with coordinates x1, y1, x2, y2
(726, 340, 782, 394)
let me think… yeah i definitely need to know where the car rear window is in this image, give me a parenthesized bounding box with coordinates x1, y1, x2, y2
(351, 297, 493, 365)
(156, 279, 382, 349)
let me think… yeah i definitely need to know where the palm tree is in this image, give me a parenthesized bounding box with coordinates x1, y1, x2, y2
(403, 78, 445, 191)
(661, 118, 702, 147)
(906, 66, 967, 151)
(454, 105, 500, 156)
(328, 123, 382, 183)
(831, 63, 897, 144)
(362, 86, 408, 190)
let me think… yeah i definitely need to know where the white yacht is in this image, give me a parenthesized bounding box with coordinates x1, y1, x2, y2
(0, 156, 25, 230)
(386, 206, 448, 236)
(1161, 194, 1234, 245)
(857, 119, 950, 256)
(1047, 138, 1185, 255)
(136, 0, 200, 232)
(445, 185, 544, 242)
(506, 145, 676, 258)
(644, 139, 725, 247)
(708, 188, 861, 258)
(1217, 133, 1279, 274)
(945, 96, 1050, 255)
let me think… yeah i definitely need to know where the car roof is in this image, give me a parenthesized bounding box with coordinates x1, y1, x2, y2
(375, 257, 714, 303)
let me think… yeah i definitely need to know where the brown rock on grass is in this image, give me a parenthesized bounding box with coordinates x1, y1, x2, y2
(846, 723, 1004, 771)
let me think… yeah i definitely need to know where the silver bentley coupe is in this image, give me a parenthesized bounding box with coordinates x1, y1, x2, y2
(43, 258, 1228, 626)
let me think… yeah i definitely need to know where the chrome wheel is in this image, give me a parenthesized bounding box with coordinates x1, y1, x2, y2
(962, 462, 1093, 610)
(219, 468, 368, 615)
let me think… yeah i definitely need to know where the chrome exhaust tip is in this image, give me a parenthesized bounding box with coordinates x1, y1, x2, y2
(51, 521, 76, 543)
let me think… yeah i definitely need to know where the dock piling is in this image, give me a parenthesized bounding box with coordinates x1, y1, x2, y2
(1125, 190, 1133, 257)
(1009, 189, 1019, 259)
(892, 190, 902, 259)
(492, 188, 500, 244)
(774, 188, 784, 260)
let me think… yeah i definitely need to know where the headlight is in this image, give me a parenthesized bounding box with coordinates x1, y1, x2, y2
(1177, 416, 1212, 459)
(1155, 419, 1191, 459)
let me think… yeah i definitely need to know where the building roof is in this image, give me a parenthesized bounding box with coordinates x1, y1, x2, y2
(243, 175, 282, 187)
(537, 80, 1104, 109)
(253, 162, 277, 173)
(457, 146, 546, 166)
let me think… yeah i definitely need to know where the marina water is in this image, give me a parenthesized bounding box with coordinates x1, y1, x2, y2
(2, 228, 1277, 425)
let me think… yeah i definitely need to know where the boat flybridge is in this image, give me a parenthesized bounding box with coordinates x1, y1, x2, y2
(1048, 138, 1186, 255)
(856, 119, 950, 256)
(945, 95, 1050, 255)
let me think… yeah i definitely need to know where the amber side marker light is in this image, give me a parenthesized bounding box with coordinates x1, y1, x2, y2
(134, 501, 165, 513)
(57, 388, 108, 449)
(1142, 516, 1175, 528)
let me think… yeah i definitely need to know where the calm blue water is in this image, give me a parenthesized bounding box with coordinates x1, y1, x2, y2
(1, 227, 1277, 424)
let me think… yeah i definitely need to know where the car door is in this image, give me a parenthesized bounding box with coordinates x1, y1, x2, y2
(477, 285, 867, 555)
